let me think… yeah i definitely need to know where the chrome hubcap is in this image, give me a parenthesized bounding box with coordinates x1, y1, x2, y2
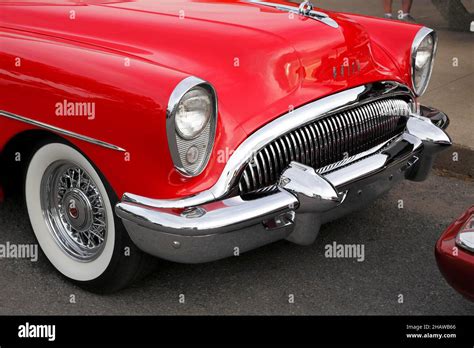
(41, 161, 107, 262)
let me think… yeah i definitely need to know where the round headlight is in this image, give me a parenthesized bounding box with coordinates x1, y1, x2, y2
(411, 28, 437, 96)
(415, 35, 433, 69)
(175, 87, 211, 140)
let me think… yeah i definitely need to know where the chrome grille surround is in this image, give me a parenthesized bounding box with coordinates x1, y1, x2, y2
(239, 97, 411, 194)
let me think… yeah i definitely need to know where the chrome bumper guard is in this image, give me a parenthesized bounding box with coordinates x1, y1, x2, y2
(116, 111, 451, 263)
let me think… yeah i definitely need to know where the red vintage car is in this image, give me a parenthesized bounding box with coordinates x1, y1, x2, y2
(436, 206, 474, 301)
(0, 0, 452, 292)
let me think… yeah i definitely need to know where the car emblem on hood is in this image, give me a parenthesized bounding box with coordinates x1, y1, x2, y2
(247, 0, 339, 28)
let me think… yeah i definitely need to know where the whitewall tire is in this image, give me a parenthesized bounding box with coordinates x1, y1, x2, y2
(25, 141, 155, 292)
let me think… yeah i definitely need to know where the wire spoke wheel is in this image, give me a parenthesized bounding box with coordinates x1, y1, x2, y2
(40, 161, 107, 262)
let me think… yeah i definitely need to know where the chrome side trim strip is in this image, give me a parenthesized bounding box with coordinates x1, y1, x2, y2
(123, 81, 414, 209)
(0, 110, 126, 152)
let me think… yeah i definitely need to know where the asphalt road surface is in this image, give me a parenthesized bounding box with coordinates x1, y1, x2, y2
(1, 172, 473, 315)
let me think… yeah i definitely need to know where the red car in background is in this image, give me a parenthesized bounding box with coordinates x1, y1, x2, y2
(436, 206, 474, 301)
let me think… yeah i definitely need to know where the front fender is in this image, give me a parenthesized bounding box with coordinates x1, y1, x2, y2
(0, 28, 248, 200)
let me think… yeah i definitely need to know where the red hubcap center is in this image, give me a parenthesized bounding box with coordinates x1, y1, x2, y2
(69, 206, 79, 219)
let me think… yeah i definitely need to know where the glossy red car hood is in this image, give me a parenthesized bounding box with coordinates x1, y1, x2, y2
(1, 0, 410, 135)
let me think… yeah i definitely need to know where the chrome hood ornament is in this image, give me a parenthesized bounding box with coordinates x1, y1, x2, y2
(298, 1, 314, 16)
(247, 0, 339, 28)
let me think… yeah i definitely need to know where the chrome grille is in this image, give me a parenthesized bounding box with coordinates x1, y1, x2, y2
(239, 98, 411, 193)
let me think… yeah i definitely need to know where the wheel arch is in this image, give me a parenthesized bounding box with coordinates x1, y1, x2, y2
(0, 130, 115, 200)
(1, 130, 61, 197)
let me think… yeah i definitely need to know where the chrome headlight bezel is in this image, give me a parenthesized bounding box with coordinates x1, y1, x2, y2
(411, 27, 438, 97)
(166, 76, 218, 177)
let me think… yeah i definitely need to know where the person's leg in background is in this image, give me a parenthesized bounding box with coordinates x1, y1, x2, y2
(400, 0, 416, 22)
(402, 0, 413, 14)
(384, 0, 393, 18)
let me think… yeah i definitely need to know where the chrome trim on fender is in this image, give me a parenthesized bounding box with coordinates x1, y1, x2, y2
(124, 81, 414, 209)
(0, 110, 126, 152)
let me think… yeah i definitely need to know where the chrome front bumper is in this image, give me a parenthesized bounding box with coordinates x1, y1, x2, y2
(116, 110, 451, 264)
